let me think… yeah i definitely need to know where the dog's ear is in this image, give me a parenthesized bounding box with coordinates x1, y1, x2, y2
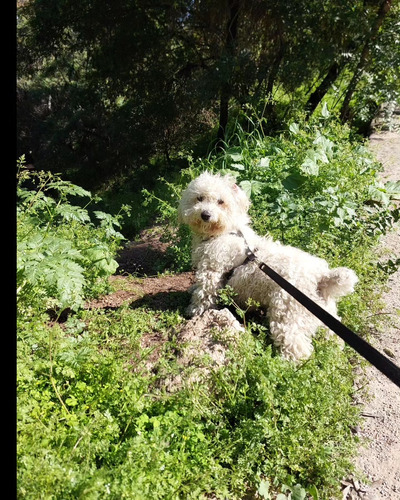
(232, 182, 250, 213)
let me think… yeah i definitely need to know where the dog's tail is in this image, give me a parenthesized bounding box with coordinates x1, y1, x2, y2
(317, 267, 358, 300)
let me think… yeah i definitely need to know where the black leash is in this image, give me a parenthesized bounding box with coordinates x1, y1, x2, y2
(236, 234, 400, 388)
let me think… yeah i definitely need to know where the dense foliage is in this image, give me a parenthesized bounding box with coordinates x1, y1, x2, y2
(17, 113, 400, 498)
(17, 161, 128, 314)
(17, 0, 399, 187)
(16, 0, 400, 497)
(147, 111, 400, 285)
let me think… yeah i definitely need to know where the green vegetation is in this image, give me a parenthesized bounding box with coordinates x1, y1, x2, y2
(17, 112, 400, 498)
(147, 112, 399, 301)
(17, 0, 399, 187)
(17, 1, 400, 497)
(17, 161, 128, 314)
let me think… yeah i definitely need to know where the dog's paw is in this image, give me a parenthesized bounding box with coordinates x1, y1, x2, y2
(279, 337, 314, 362)
(185, 303, 205, 318)
(185, 302, 218, 318)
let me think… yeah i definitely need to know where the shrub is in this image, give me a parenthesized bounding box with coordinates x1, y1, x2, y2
(17, 160, 128, 314)
(17, 305, 360, 499)
(144, 110, 399, 282)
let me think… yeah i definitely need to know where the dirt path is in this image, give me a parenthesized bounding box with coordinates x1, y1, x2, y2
(347, 111, 400, 500)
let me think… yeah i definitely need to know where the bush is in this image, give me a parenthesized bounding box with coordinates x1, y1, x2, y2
(16, 112, 399, 499)
(145, 111, 399, 279)
(17, 160, 128, 315)
(18, 304, 359, 499)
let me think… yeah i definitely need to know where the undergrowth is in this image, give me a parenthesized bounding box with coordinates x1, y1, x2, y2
(17, 110, 400, 499)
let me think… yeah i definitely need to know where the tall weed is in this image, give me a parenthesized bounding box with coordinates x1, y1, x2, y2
(17, 160, 128, 314)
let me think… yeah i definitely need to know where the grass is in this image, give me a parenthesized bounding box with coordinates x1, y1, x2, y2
(17, 110, 400, 499)
(17, 301, 362, 499)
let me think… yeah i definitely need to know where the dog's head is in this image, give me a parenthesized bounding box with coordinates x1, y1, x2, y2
(178, 172, 250, 237)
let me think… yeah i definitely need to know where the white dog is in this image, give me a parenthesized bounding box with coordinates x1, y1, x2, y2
(178, 171, 358, 361)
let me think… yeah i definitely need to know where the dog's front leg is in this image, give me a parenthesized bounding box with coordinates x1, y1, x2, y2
(186, 268, 225, 317)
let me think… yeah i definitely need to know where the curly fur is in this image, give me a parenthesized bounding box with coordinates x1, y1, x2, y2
(178, 172, 358, 361)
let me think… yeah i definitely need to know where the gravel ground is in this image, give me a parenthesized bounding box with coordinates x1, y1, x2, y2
(348, 111, 400, 500)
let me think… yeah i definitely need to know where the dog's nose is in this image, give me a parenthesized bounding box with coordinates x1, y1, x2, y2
(201, 210, 211, 221)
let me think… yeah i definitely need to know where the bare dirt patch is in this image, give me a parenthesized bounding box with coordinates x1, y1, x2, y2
(347, 109, 400, 500)
(115, 226, 172, 276)
(86, 225, 195, 311)
(87, 272, 195, 311)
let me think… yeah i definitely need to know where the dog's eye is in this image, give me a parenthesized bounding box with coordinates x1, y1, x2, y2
(217, 199, 224, 205)
(197, 196, 204, 202)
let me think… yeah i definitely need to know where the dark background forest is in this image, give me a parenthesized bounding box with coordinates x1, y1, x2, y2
(17, 0, 399, 190)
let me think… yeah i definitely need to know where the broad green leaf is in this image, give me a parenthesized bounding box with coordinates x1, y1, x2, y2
(385, 180, 400, 200)
(258, 157, 270, 168)
(239, 179, 265, 198)
(231, 163, 245, 170)
(257, 479, 271, 499)
(300, 151, 320, 175)
(289, 122, 300, 135)
(367, 185, 391, 206)
(282, 172, 307, 190)
(292, 484, 307, 500)
(313, 133, 334, 160)
(226, 148, 243, 162)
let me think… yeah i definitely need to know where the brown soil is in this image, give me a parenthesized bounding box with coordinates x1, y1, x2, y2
(346, 110, 400, 500)
(87, 226, 195, 311)
(87, 272, 195, 311)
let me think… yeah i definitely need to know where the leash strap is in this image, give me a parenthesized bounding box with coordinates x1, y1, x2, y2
(237, 238, 400, 388)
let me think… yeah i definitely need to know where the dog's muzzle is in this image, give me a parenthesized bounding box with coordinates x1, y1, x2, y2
(201, 210, 211, 221)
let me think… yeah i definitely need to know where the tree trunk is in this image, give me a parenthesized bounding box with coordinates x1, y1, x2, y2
(216, 0, 240, 148)
(340, 0, 392, 122)
(305, 61, 342, 118)
(261, 38, 285, 132)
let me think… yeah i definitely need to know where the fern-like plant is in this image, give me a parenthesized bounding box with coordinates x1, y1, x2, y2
(17, 158, 128, 314)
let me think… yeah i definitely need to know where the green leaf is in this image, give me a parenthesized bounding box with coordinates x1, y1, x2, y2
(289, 122, 300, 135)
(239, 179, 265, 198)
(282, 172, 307, 191)
(300, 151, 320, 176)
(321, 101, 330, 118)
(385, 180, 400, 200)
(55, 204, 91, 223)
(65, 396, 78, 407)
(313, 133, 334, 160)
(292, 484, 307, 500)
(367, 185, 391, 206)
(47, 180, 91, 199)
(307, 484, 319, 500)
(257, 479, 271, 499)
(258, 157, 270, 168)
(231, 163, 245, 170)
(226, 149, 243, 162)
